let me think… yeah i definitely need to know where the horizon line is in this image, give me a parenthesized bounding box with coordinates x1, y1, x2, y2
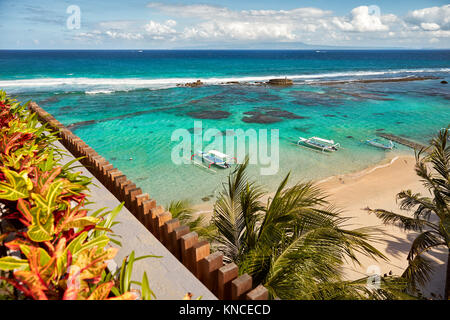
(1, 48, 450, 51)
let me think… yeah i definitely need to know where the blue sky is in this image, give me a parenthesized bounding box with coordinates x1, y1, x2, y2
(0, 0, 449, 49)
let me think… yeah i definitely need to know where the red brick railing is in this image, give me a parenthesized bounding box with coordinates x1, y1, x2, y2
(29, 101, 268, 300)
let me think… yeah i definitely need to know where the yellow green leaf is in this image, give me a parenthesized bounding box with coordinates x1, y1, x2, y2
(31, 180, 62, 222)
(87, 282, 114, 300)
(19, 244, 51, 266)
(0, 168, 32, 200)
(62, 216, 100, 231)
(0, 256, 29, 271)
(27, 207, 55, 242)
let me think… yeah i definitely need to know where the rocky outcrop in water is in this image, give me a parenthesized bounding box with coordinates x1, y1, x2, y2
(186, 110, 231, 119)
(242, 112, 282, 124)
(242, 108, 306, 124)
(267, 78, 293, 86)
(67, 119, 97, 130)
(264, 110, 306, 119)
(441, 80, 448, 84)
(178, 80, 204, 87)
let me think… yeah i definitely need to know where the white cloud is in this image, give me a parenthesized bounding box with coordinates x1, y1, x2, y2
(74, 30, 103, 40)
(250, 7, 330, 18)
(405, 5, 450, 31)
(148, 2, 331, 20)
(332, 6, 389, 32)
(105, 31, 143, 40)
(74, 30, 143, 42)
(144, 3, 450, 46)
(144, 20, 177, 38)
(147, 3, 333, 42)
(147, 3, 236, 19)
(420, 22, 441, 31)
(71, 3, 450, 48)
(182, 21, 297, 41)
(74, 20, 177, 42)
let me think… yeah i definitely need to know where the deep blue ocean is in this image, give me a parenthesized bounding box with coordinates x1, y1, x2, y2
(1, 50, 449, 205)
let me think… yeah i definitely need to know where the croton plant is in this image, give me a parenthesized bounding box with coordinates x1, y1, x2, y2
(0, 91, 156, 300)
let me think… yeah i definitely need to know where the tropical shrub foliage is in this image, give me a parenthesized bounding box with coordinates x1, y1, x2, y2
(0, 91, 154, 300)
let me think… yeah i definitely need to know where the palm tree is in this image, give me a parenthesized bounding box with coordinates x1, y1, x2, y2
(367, 128, 449, 299)
(167, 199, 215, 240)
(211, 158, 406, 299)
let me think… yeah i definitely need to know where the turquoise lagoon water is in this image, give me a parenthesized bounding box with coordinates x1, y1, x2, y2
(0, 50, 449, 205)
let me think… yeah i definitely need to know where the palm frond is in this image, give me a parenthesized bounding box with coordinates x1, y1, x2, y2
(406, 230, 445, 262)
(259, 180, 331, 245)
(212, 158, 255, 263)
(167, 199, 195, 222)
(396, 190, 435, 221)
(167, 199, 216, 241)
(401, 254, 435, 288)
(240, 181, 265, 251)
(366, 208, 434, 232)
(334, 227, 388, 264)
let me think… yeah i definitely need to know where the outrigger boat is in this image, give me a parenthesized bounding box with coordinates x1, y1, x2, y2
(297, 136, 340, 152)
(191, 150, 236, 169)
(365, 138, 395, 150)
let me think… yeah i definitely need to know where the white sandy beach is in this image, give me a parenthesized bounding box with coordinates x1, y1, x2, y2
(318, 154, 447, 298)
(193, 153, 447, 298)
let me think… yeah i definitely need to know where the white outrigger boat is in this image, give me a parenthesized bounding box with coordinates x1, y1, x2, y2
(297, 136, 340, 152)
(191, 150, 236, 169)
(365, 138, 395, 150)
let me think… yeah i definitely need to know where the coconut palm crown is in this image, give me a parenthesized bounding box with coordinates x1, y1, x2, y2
(211, 158, 407, 299)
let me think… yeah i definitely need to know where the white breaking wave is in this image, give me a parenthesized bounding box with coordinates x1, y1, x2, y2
(85, 89, 115, 95)
(0, 68, 448, 93)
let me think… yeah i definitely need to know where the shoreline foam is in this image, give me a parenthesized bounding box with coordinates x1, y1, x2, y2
(1, 67, 448, 92)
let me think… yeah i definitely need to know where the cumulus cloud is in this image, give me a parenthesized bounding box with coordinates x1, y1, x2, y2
(420, 22, 441, 31)
(332, 6, 390, 32)
(148, 2, 332, 20)
(144, 20, 177, 39)
(147, 3, 334, 42)
(177, 4, 447, 46)
(182, 21, 296, 41)
(405, 5, 450, 31)
(73, 30, 103, 41)
(105, 31, 143, 40)
(72, 3, 450, 47)
(75, 19, 178, 42)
